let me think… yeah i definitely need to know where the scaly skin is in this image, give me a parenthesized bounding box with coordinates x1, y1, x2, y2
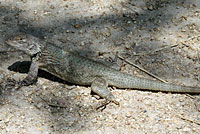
(7, 34, 200, 105)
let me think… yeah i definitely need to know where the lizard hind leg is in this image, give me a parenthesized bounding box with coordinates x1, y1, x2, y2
(91, 77, 119, 105)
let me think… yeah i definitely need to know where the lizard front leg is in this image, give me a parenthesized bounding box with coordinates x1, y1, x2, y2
(18, 56, 39, 86)
(91, 77, 119, 105)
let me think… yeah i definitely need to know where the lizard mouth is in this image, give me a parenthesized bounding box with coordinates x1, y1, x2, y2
(6, 40, 15, 46)
(6, 40, 21, 49)
(6, 40, 12, 44)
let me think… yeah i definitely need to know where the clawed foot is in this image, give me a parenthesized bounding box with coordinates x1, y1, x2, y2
(15, 80, 27, 90)
(2, 77, 20, 90)
(95, 100, 120, 111)
(6, 78, 37, 90)
(112, 100, 120, 105)
(8, 79, 23, 90)
(19, 78, 37, 86)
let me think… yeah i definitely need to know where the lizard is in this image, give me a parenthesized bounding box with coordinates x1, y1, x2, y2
(7, 34, 200, 105)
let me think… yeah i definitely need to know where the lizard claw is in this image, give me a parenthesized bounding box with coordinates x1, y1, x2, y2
(112, 100, 120, 106)
(95, 100, 120, 111)
(18, 78, 37, 86)
(4, 78, 22, 90)
(8, 79, 33, 90)
(95, 100, 110, 111)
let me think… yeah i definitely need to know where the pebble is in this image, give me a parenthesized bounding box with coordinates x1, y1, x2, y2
(0, 0, 200, 133)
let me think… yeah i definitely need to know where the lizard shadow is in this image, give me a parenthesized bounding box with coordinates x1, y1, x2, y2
(7, 61, 102, 132)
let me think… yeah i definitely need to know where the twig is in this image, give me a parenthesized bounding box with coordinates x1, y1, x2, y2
(181, 35, 200, 45)
(178, 115, 200, 126)
(133, 35, 200, 56)
(39, 96, 67, 108)
(121, 2, 137, 13)
(185, 94, 195, 99)
(133, 44, 179, 56)
(117, 54, 168, 83)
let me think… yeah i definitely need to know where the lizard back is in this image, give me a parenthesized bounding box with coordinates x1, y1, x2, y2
(37, 44, 200, 93)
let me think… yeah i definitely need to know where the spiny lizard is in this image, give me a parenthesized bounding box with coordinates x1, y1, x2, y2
(7, 34, 200, 105)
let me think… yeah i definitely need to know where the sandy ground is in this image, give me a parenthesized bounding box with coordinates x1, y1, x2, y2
(0, 0, 200, 133)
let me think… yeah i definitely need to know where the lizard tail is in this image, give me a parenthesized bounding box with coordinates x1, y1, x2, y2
(108, 73, 200, 93)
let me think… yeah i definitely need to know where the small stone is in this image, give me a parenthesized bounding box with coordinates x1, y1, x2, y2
(21, 0, 27, 3)
(126, 112, 132, 118)
(148, 5, 153, 10)
(38, 127, 43, 131)
(50, 5, 55, 9)
(6, 127, 10, 132)
(37, 103, 43, 108)
(74, 24, 82, 29)
(182, 127, 191, 132)
(80, 41, 85, 46)
(33, 10, 37, 15)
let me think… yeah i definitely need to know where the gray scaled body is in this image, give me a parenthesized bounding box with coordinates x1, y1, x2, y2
(7, 34, 200, 105)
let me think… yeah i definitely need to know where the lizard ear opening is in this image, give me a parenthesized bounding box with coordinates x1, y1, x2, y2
(27, 42, 41, 56)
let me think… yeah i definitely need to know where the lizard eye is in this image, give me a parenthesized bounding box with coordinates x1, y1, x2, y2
(16, 37, 23, 41)
(19, 37, 26, 42)
(20, 36, 25, 40)
(16, 35, 26, 41)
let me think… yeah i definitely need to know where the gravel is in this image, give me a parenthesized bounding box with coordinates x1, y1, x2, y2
(0, 0, 200, 133)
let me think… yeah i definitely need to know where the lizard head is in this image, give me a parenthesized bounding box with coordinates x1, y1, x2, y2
(7, 34, 42, 56)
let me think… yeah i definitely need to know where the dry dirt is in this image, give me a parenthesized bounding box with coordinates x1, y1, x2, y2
(0, 0, 200, 134)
